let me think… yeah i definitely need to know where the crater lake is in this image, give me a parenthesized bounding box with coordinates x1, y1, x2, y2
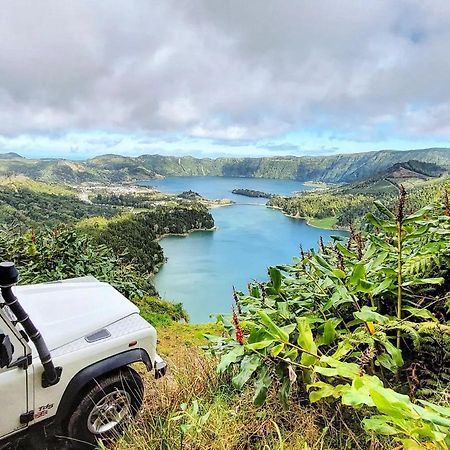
(142, 177, 346, 323)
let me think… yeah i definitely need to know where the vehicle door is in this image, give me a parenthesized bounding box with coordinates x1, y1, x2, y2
(0, 309, 30, 439)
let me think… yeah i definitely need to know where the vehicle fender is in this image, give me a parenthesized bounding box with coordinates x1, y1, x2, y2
(54, 348, 152, 426)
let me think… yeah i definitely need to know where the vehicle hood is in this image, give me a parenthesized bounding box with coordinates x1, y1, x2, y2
(15, 277, 139, 351)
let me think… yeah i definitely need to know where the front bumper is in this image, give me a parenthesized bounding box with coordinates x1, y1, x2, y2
(154, 353, 167, 379)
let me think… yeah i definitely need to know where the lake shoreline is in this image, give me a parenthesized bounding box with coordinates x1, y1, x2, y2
(152, 225, 216, 276)
(265, 205, 349, 231)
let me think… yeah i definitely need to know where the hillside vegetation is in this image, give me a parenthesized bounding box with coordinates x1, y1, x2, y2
(109, 189, 450, 450)
(0, 177, 119, 227)
(1, 151, 450, 448)
(78, 204, 214, 277)
(1, 148, 449, 184)
(0, 176, 215, 323)
(269, 163, 450, 228)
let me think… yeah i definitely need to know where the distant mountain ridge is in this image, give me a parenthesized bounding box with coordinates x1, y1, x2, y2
(0, 148, 449, 184)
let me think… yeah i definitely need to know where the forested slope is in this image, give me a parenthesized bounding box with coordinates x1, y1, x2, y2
(0, 147, 449, 184)
(269, 166, 450, 228)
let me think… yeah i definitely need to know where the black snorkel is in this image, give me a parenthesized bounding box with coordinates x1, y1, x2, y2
(0, 261, 61, 387)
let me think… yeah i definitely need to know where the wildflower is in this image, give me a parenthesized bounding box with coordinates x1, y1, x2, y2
(444, 189, 450, 217)
(232, 306, 245, 345)
(258, 282, 267, 306)
(319, 236, 325, 253)
(358, 346, 376, 376)
(396, 184, 407, 224)
(334, 245, 345, 271)
(299, 244, 305, 261)
(31, 229, 37, 244)
(355, 232, 364, 260)
(232, 286, 242, 314)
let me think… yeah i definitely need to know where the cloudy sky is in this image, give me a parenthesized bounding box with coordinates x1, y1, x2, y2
(1, 0, 450, 159)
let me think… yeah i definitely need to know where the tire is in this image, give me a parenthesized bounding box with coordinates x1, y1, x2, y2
(66, 367, 144, 448)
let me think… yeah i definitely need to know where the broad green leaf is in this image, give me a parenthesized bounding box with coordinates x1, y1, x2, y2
(403, 277, 444, 286)
(362, 416, 399, 436)
(361, 243, 378, 261)
(378, 338, 403, 370)
(335, 242, 356, 258)
(297, 317, 318, 365)
(376, 353, 400, 373)
(341, 375, 386, 409)
(357, 279, 375, 293)
(374, 200, 395, 219)
(403, 205, 434, 224)
(315, 254, 333, 270)
(283, 347, 298, 361)
(325, 285, 353, 310)
(253, 366, 272, 406)
(258, 310, 289, 342)
(232, 354, 261, 389)
(217, 345, 245, 373)
(372, 278, 393, 296)
(281, 323, 297, 336)
(410, 403, 450, 428)
(331, 341, 353, 360)
(398, 438, 428, 450)
(314, 366, 341, 377)
(369, 387, 418, 420)
(320, 356, 360, 379)
(269, 267, 282, 292)
(319, 319, 336, 346)
(271, 343, 285, 357)
(349, 263, 366, 285)
(245, 340, 274, 351)
(354, 306, 389, 324)
(366, 212, 386, 229)
(332, 268, 346, 279)
(403, 306, 438, 322)
(418, 399, 450, 418)
(277, 302, 290, 318)
(308, 381, 348, 403)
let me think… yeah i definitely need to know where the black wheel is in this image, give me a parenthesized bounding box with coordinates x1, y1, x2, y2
(66, 367, 144, 448)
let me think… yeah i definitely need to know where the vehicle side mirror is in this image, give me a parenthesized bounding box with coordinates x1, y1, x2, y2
(0, 334, 14, 368)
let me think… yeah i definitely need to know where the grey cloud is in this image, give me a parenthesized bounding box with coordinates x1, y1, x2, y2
(1, 1, 450, 141)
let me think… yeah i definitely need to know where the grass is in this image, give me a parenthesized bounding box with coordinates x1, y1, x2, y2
(0, 174, 77, 196)
(308, 216, 337, 229)
(106, 322, 386, 450)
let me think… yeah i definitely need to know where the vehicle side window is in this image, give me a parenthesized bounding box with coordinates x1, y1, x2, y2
(0, 324, 14, 370)
(0, 317, 24, 371)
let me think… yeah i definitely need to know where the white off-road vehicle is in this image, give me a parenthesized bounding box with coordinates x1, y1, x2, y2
(0, 262, 166, 449)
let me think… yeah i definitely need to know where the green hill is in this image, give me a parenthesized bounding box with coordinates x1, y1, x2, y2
(0, 147, 449, 184)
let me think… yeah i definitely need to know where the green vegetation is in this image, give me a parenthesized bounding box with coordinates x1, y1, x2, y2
(78, 204, 214, 275)
(0, 227, 151, 299)
(308, 216, 337, 229)
(208, 192, 450, 449)
(0, 175, 77, 196)
(0, 177, 214, 322)
(232, 188, 273, 198)
(269, 172, 450, 228)
(113, 323, 326, 450)
(1, 151, 450, 448)
(0, 178, 118, 228)
(1, 148, 449, 184)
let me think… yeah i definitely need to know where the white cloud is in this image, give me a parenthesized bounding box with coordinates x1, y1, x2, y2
(1, 0, 450, 156)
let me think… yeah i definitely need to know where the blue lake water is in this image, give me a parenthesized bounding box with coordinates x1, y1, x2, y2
(143, 175, 316, 204)
(142, 177, 346, 323)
